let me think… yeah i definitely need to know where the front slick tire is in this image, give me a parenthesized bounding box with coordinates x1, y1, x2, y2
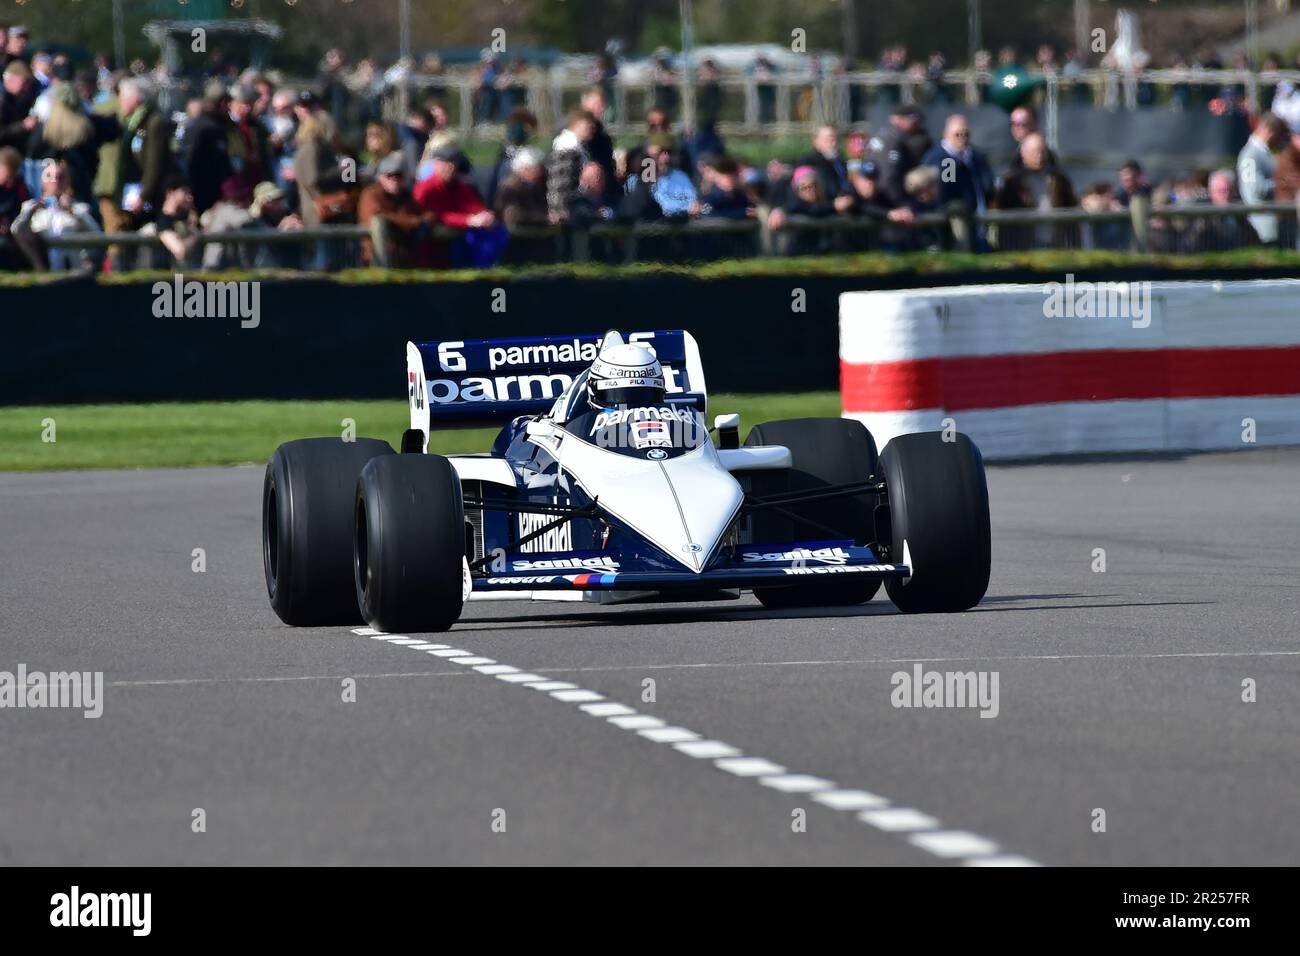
(354, 454, 466, 633)
(881, 431, 991, 613)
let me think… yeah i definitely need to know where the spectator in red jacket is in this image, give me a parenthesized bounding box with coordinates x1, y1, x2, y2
(413, 143, 495, 230)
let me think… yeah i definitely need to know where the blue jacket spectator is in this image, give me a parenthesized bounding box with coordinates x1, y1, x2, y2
(698, 156, 752, 219)
(798, 125, 852, 199)
(684, 121, 725, 178)
(645, 135, 696, 218)
(922, 115, 994, 213)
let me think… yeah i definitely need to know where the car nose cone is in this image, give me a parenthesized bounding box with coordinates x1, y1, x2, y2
(556, 438, 743, 572)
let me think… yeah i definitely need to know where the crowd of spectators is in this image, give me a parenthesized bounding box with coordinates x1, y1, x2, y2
(2, 23, 1297, 273)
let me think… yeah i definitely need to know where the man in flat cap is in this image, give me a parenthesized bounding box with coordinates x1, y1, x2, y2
(358, 151, 431, 267)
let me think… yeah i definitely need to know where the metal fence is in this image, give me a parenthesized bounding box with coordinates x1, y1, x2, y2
(143, 62, 1297, 155)
(139, 63, 1292, 163)
(25, 199, 1299, 273)
(385, 67, 1300, 149)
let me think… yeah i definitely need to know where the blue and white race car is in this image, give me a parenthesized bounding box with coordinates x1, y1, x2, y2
(262, 329, 991, 632)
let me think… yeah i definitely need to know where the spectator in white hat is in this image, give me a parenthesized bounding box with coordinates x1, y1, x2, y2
(494, 145, 547, 229)
(1269, 82, 1300, 139)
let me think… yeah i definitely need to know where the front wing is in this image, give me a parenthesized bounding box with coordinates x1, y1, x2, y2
(472, 543, 910, 594)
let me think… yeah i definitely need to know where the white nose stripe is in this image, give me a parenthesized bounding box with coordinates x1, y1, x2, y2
(657, 462, 701, 571)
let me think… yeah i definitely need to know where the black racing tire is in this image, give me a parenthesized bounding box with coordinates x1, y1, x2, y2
(745, 417, 882, 609)
(880, 431, 991, 613)
(354, 454, 466, 633)
(263, 437, 395, 626)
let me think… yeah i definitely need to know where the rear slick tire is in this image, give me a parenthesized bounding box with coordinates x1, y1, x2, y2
(745, 417, 882, 609)
(263, 437, 395, 626)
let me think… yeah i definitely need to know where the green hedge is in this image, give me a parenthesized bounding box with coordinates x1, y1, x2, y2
(5, 248, 1300, 289)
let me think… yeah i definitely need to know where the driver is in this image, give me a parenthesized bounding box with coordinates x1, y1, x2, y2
(585, 335, 666, 410)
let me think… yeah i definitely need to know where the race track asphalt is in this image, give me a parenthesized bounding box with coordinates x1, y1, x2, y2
(1, 449, 1297, 866)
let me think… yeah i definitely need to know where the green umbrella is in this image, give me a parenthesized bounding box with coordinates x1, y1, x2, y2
(989, 65, 1044, 112)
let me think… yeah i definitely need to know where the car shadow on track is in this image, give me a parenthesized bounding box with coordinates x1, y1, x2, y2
(455, 594, 1216, 631)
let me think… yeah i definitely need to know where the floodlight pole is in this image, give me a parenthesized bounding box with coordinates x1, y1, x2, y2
(842, 0, 858, 61)
(1245, 0, 1259, 68)
(112, 0, 127, 69)
(679, 0, 696, 131)
(967, 0, 981, 68)
(399, 0, 412, 63)
(1073, 0, 1090, 61)
(399, 0, 412, 115)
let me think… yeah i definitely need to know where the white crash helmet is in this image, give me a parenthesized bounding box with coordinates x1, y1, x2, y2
(586, 332, 666, 409)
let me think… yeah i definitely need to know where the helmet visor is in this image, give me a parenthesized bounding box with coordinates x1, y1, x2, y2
(589, 375, 666, 408)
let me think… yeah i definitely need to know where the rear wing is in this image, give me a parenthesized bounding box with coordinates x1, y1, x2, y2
(406, 330, 706, 433)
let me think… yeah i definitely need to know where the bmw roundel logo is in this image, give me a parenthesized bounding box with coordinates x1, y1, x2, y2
(683, 543, 703, 553)
(646, 448, 668, 460)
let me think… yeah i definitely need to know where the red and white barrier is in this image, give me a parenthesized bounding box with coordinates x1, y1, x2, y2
(840, 280, 1300, 459)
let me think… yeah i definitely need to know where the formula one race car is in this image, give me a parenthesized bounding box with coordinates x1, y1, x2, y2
(262, 330, 990, 632)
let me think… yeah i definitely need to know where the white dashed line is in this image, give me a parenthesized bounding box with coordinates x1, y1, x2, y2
(551, 689, 604, 703)
(759, 774, 835, 794)
(812, 789, 890, 811)
(673, 740, 742, 759)
(859, 808, 940, 832)
(350, 626, 1040, 865)
(909, 831, 1001, 859)
(608, 715, 665, 730)
(638, 726, 701, 744)
(715, 757, 787, 778)
(581, 702, 637, 717)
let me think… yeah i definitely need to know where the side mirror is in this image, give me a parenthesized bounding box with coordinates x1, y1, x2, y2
(525, 419, 555, 439)
(713, 413, 741, 449)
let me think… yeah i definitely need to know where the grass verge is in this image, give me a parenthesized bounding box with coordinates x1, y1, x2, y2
(0, 393, 841, 472)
